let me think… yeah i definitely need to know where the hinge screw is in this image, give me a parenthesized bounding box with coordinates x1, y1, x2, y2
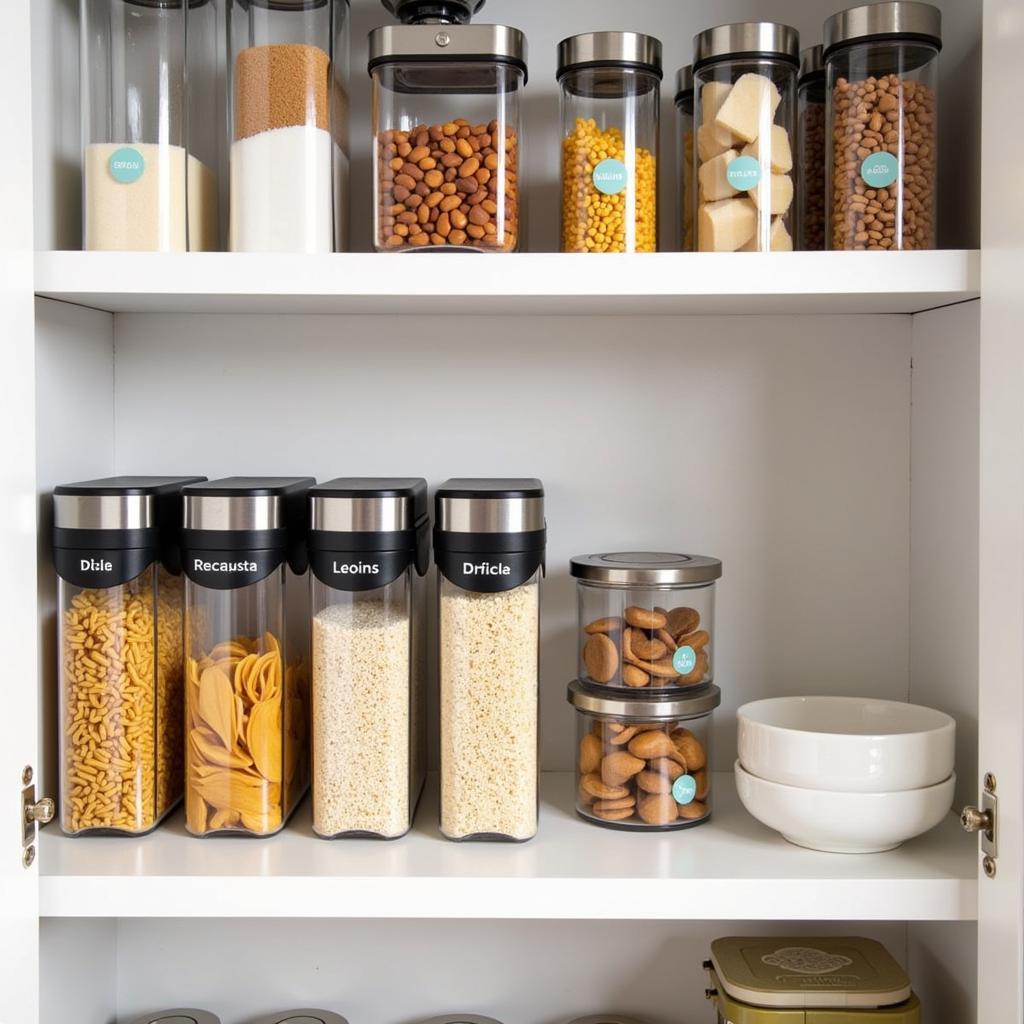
(22, 845, 35, 869)
(21, 766, 32, 786)
(984, 773, 997, 794)
(983, 855, 997, 879)
(435, 30, 451, 46)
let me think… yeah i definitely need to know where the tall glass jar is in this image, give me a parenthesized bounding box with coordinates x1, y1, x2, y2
(369, 1, 526, 252)
(797, 46, 826, 251)
(557, 32, 662, 254)
(693, 22, 800, 252)
(675, 66, 695, 251)
(308, 478, 430, 840)
(53, 476, 203, 835)
(80, 0, 219, 251)
(824, 2, 941, 251)
(227, 0, 350, 253)
(181, 478, 314, 837)
(435, 479, 545, 841)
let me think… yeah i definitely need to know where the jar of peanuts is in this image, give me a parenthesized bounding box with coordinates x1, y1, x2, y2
(797, 45, 826, 251)
(557, 32, 662, 253)
(674, 66, 695, 251)
(369, 0, 525, 252)
(824, 2, 941, 251)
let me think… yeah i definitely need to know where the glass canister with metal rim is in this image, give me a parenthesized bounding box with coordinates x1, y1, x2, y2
(693, 22, 800, 252)
(797, 45, 826, 250)
(674, 66, 695, 251)
(569, 680, 721, 831)
(557, 32, 663, 253)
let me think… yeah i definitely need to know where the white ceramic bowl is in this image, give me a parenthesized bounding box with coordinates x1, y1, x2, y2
(735, 760, 955, 854)
(737, 696, 955, 793)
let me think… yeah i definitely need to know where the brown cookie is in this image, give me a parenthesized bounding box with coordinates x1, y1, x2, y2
(624, 606, 668, 630)
(673, 731, 707, 772)
(638, 792, 679, 825)
(581, 773, 631, 801)
(694, 769, 710, 801)
(678, 800, 708, 820)
(628, 730, 686, 764)
(609, 724, 642, 745)
(601, 751, 645, 787)
(666, 606, 700, 636)
(677, 629, 710, 652)
(678, 650, 709, 685)
(636, 770, 672, 794)
(579, 732, 602, 775)
(630, 632, 668, 661)
(649, 757, 685, 781)
(628, 656, 682, 679)
(622, 665, 651, 688)
(593, 795, 636, 811)
(656, 628, 678, 652)
(578, 782, 595, 806)
(591, 805, 636, 821)
(583, 632, 619, 684)
(584, 616, 623, 635)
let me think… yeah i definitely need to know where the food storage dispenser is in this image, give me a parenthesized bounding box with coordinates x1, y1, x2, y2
(80, 0, 219, 252)
(797, 46, 826, 251)
(181, 477, 314, 836)
(128, 1013, 221, 1024)
(569, 679, 720, 830)
(369, 0, 526, 252)
(435, 479, 545, 841)
(557, 32, 662, 253)
(54, 476, 204, 836)
(308, 478, 430, 839)
(228, 0, 350, 252)
(705, 936, 922, 1022)
(824, 2, 940, 251)
(675, 66, 695, 251)
(570, 552, 722, 690)
(693, 22, 800, 252)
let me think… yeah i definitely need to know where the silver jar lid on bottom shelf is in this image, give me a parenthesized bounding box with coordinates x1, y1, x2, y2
(570, 551, 722, 588)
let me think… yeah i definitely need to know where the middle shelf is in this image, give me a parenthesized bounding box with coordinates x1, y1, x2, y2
(39, 772, 976, 922)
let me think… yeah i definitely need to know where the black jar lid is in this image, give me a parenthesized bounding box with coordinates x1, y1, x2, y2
(693, 21, 800, 72)
(674, 64, 694, 105)
(824, 2, 942, 57)
(383, 0, 482, 23)
(557, 31, 663, 80)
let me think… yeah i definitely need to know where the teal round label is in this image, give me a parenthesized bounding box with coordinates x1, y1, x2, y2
(672, 774, 697, 805)
(593, 158, 628, 196)
(108, 147, 145, 184)
(726, 155, 762, 192)
(673, 645, 697, 675)
(861, 151, 899, 188)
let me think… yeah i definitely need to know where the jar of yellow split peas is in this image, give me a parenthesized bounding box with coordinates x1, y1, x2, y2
(557, 32, 662, 253)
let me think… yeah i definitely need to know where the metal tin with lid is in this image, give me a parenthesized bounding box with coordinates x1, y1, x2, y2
(569, 681, 721, 832)
(571, 553, 722, 690)
(557, 32, 662, 80)
(250, 1012, 349, 1024)
(128, 1012, 221, 1024)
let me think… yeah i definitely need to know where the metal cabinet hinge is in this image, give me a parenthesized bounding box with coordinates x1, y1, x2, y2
(961, 772, 998, 879)
(20, 765, 54, 869)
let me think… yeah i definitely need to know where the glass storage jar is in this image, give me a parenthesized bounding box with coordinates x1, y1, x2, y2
(557, 32, 662, 253)
(369, 0, 526, 252)
(308, 478, 430, 839)
(80, 0, 219, 252)
(181, 477, 314, 837)
(797, 46, 826, 251)
(570, 552, 722, 690)
(54, 476, 204, 836)
(228, 0, 350, 252)
(569, 679, 720, 831)
(435, 479, 545, 841)
(675, 66, 695, 251)
(693, 22, 800, 252)
(705, 936, 921, 1022)
(824, 2, 940, 251)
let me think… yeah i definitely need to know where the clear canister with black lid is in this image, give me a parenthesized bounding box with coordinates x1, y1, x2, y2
(369, 0, 526, 252)
(797, 45, 826, 250)
(181, 477, 314, 837)
(557, 32, 662, 253)
(675, 66, 695, 251)
(308, 478, 430, 839)
(569, 680, 720, 831)
(693, 22, 799, 252)
(824, 2, 940, 251)
(435, 479, 545, 841)
(54, 476, 204, 836)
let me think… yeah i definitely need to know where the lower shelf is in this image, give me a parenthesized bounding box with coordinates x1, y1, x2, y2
(39, 772, 976, 921)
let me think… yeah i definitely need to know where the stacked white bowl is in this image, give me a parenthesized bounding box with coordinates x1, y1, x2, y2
(735, 696, 956, 853)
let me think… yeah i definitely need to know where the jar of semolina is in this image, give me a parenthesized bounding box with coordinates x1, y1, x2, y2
(53, 475, 204, 835)
(557, 32, 662, 253)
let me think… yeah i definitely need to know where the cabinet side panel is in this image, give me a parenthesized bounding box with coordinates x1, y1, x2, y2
(40, 918, 117, 1024)
(908, 921, 977, 1024)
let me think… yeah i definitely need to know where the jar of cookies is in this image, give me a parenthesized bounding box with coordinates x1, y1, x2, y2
(570, 552, 722, 690)
(569, 679, 720, 831)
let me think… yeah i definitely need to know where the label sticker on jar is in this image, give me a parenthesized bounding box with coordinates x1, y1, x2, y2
(726, 155, 762, 192)
(861, 151, 899, 188)
(109, 147, 145, 184)
(593, 158, 628, 195)
(673, 645, 697, 675)
(672, 774, 697, 805)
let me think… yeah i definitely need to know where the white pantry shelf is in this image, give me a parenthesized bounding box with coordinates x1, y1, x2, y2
(33, 250, 980, 316)
(39, 772, 976, 922)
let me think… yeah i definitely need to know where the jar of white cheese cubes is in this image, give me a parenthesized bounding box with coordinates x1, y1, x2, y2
(693, 22, 800, 252)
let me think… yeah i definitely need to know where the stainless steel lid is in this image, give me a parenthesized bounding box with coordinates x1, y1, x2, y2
(557, 31, 663, 78)
(800, 44, 824, 79)
(127, 1012, 221, 1024)
(570, 551, 722, 587)
(824, 2, 942, 55)
(183, 478, 313, 533)
(436, 479, 544, 534)
(674, 64, 693, 100)
(310, 478, 427, 533)
(369, 23, 527, 75)
(569, 679, 722, 719)
(693, 21, 800, 69)
(249, 1013, 349, 1024)
(53, 476, 203, 532)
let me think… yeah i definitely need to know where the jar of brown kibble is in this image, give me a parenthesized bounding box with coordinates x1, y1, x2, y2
(824, 2, 941, 251)
(797, 45, 826, 250)
(369, 0, 525, 252)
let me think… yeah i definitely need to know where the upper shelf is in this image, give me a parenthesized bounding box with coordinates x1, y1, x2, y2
(39, 772, 976, 921)
(34, 250, 980, 317)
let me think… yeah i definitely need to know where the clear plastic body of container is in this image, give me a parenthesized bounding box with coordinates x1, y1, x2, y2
(675, 67, 695, 251)
(435, 479, 545, 841)
(557, 33, 662, 253)
(825, 3, 940, 251)
(80, 0, 219, 251)
(693, 23, 800, 252)
(570, 553, 722, 690)
(228, 0, 350, 252)
(797, 46, 826, 250)
(569, 680, 720, 831)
